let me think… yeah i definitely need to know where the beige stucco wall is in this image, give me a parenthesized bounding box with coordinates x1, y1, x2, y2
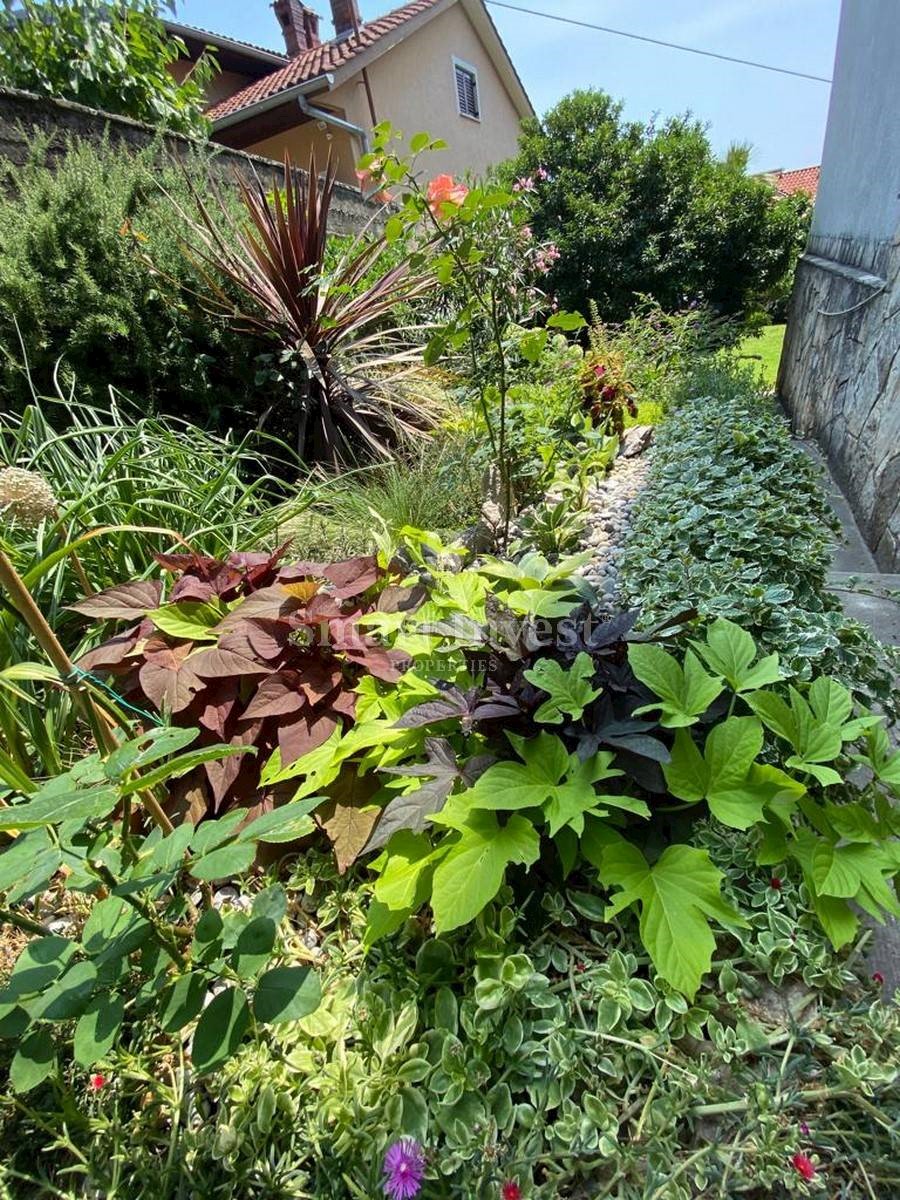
(249, 119, 359, 184)
(247, 2, 524, 184)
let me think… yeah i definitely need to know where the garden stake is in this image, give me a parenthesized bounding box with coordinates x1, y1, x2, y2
(0, 548, 173, 833)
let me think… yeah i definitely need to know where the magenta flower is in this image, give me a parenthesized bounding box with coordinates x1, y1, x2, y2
(383, 1139, 426, 1199)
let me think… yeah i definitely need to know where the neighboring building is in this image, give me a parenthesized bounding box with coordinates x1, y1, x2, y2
(763, 165, 820, 199)
(778, 0, 899, 571)
(167, 0, 533, 186)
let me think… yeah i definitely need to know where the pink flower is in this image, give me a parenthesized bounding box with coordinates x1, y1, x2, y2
(521, 225, 534, 241)
(501, 1182, 523, 1200)
(89, 1074, 106, 1091)
(534, 242, 561, 274)
(513, 176, 535, 193)
(535, 166, 549, 181)
(383, 1139, 425, 1199)
(356, 158, 385, 190)
(791, 1153, 817, 1181)
(873, 971, 885, 985)
(427, 174, 469, 217)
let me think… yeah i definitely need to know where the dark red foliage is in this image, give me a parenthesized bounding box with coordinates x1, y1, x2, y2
(70, 549, 414, 816)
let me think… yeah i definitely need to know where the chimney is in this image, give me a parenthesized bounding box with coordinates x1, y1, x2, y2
(273, 0, 321, 56)
(330, 0, 362, 39)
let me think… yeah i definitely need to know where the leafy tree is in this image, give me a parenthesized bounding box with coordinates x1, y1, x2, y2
(0, 0, 215, 137)
(507, 89, 811, 323)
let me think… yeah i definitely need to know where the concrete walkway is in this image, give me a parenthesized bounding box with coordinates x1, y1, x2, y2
(795, 438, 900, 995)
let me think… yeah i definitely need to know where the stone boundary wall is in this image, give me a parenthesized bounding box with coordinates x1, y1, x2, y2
(0, 86, 376, 234)
(778, 232, 900, 570)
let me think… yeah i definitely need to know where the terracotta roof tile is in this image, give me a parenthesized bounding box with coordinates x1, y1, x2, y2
(770, 166, 820, 199)
(208, 0, 443, 122)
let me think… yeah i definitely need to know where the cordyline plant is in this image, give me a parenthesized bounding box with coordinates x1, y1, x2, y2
(174, 151, 437, 464)
(70, 546, 417, 821)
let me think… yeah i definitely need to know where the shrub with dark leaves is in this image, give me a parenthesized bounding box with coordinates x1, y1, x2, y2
(70, 548, 417, 818)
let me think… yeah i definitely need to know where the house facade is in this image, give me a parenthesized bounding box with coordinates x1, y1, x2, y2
(778, 0, 900, 570)
(168, 0, 533, 186)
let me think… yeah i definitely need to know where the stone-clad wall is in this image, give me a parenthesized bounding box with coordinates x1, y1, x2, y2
(0, 86, 376, 234)
(778, 233, 900, 571)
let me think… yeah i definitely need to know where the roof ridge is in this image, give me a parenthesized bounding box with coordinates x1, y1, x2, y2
(206, 0, 443, 124)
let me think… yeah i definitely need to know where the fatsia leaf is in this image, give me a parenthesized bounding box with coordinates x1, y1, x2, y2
(663, 717, 772, 829)
(692, 617, 781, 693)
(372, 829, 441, 912)
(598, 838, 748, 997)
(853, 723, 900, 792)
(68, 580, 163, 620)
(629, 645, 723, 728)
(430, 811, 540, 932)
(523, 652, 602, 724)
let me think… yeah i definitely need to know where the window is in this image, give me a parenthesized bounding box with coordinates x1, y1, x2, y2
(453, 59, 480, 120)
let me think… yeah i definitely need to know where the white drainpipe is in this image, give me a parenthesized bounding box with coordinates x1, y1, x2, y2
(296, 94, 371, 156)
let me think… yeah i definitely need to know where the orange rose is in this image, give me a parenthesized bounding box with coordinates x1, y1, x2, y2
(427, 174, 469, 218)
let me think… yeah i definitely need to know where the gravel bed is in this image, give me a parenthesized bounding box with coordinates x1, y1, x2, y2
(578, 433, 653, 615)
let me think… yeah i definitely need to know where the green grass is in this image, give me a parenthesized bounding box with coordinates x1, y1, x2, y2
(737, 323, 785, 388)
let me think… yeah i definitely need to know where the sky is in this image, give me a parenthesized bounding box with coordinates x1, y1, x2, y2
(173, 0, 841, 171)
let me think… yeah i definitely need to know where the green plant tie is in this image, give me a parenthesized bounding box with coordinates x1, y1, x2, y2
(65, 665, 163, 727)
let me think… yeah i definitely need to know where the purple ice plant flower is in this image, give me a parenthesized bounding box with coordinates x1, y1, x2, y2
(383, 1138, 426, 1199)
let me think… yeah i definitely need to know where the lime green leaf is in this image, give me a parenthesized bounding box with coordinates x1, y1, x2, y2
(431, 812, 540, 932)
(192, 986, 250, 1073)
(808, 677, 852, 727)
(523, 652, 601, 724)
(664, 718, 783, 830)
(10, 1028, 55, 1093)
(546, 310, 586, 331)
(599, 841, 748, 997)
(74, 993, 124, 1066)
(372, 830, 439, 912)
(692, 618, 781, 693)
(147, 601, 223, 642)
(253, 967, 321, 1025)
(747, 691, 797, 744)
(629, 645, 723, 728)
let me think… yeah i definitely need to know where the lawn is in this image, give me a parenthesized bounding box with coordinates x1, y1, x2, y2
(738, 322, 786, 388)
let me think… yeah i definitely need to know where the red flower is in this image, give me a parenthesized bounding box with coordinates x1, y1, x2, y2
(872, 971, 885, 985)
(770, 876, 783, 890)
(89, 1074, 106, 1091)
(501, 1182, 523, 1200)
(427, 174, 469, 218)
(791, 1153, 817, 1181)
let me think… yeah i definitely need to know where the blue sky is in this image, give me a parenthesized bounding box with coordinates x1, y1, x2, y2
(174, 0, 840, 170)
